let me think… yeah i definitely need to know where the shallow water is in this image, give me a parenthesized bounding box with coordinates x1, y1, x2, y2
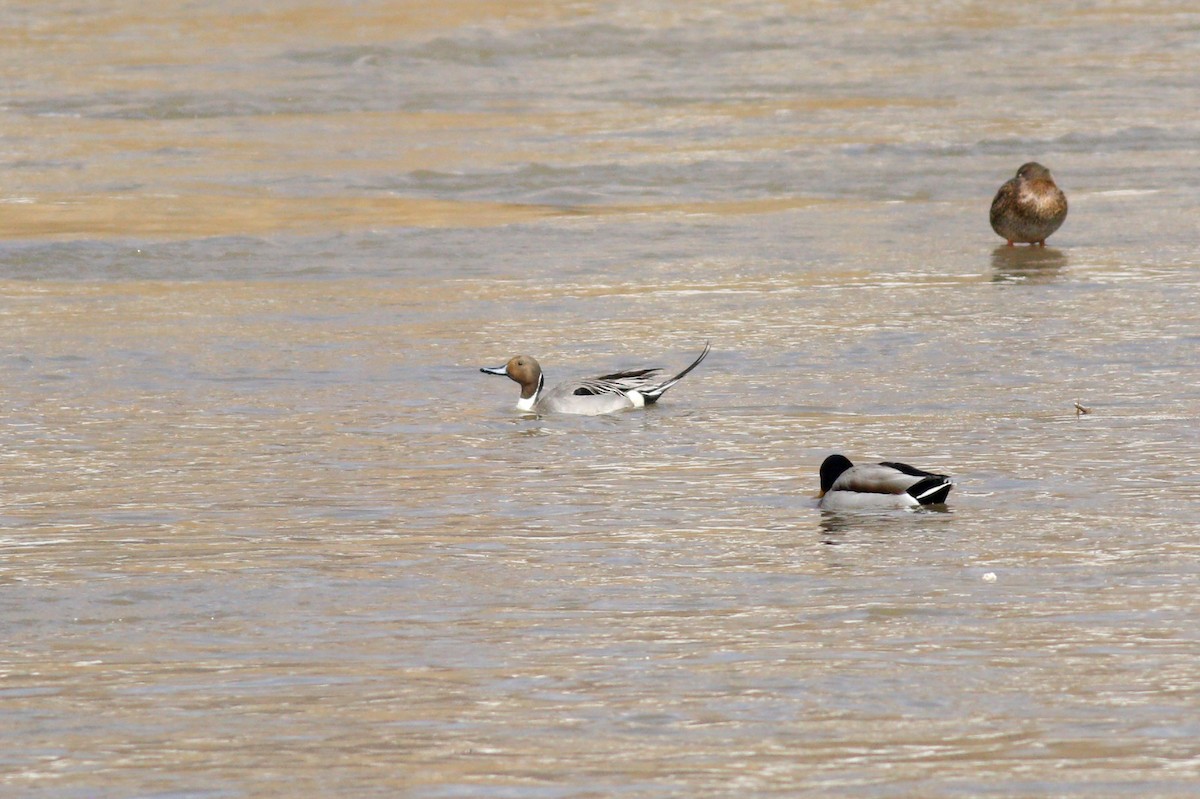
(2, 2, 1200, 797)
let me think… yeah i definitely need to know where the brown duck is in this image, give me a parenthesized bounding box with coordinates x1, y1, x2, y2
(989, 162, 1068, 246)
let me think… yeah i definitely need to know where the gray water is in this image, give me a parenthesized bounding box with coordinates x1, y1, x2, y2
(2, 2, 1200, 797)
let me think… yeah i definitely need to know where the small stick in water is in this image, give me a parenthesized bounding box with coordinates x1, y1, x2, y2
(1074, 401, 1091, 415)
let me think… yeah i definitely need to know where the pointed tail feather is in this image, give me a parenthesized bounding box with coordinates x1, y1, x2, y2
(642, 342, 710, 403)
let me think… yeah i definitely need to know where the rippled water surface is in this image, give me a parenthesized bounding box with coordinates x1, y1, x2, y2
(3, 2, 1200, 797)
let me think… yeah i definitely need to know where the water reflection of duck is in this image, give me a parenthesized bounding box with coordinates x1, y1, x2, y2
(817, 454, 953, 511)
(990, 162, 1068, 246)
(991, 244, 1068, 283)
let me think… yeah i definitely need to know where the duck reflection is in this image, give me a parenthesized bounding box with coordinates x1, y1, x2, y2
(991, 245, 1068, 283)
(817, 505, 952, 544)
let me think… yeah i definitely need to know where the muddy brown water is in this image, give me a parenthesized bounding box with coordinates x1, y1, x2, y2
(2, 2, 1199, 796)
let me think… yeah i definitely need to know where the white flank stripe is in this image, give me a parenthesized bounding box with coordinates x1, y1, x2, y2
(915, 481, 948, 500)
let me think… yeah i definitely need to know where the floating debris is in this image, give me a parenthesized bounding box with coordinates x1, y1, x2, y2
(1074, 401, 1091, 416)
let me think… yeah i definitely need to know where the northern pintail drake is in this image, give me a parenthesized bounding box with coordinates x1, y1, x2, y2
(818, 454, 953, 510)
(481, 342, 710, 415)
(990, 161, 1068, 246)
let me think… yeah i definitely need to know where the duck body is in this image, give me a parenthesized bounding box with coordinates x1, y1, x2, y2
(481, 343, 710, 416)
(817, 454, 953, 510)
(990, 162, 1068, 246)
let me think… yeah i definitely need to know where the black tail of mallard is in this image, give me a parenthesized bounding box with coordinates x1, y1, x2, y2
(905, 474, 953, 505)
(880, 461, 953, 505)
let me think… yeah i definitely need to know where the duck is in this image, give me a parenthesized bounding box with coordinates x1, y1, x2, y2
(989, 162, 1068, 246)
(481, 342, 710, 415)
(817, 453, 953, 510)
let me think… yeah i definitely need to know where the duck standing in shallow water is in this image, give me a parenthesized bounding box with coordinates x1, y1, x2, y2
(817, 454, 953, 510)
(990, 162, 1068, 246)
(481, 342, 710, 415)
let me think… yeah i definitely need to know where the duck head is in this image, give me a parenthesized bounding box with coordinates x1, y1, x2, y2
(818, 453, 854, 496)
(1015, 162, 1054, 182)
(481, 355, 544, 401)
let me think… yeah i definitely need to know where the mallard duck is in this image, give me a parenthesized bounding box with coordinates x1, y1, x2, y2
(989, 162, 1068, 246)
(817, 454, 953, 510)
(481, 342, 710, 415)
